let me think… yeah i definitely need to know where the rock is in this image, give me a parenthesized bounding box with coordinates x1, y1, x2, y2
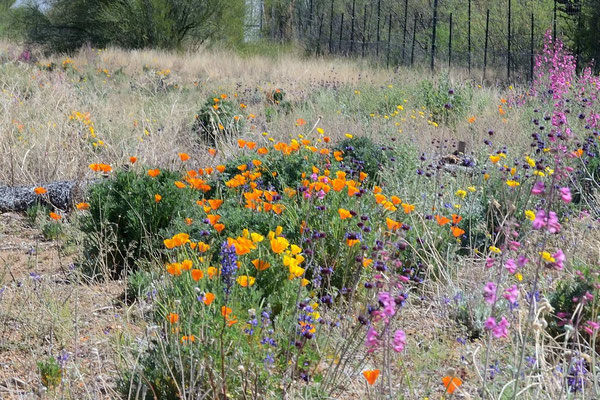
(0, 180, 91, 212)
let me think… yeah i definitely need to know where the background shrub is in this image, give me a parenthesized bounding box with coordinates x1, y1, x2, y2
(80, 168, 201, 278)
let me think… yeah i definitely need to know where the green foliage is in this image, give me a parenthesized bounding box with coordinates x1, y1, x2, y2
(336, 136, 396, 185)
(25, 203, 45, 227)
(265, 88, 293, 122)
(418, 75, 471, 125)
(79, 168, 202, 278)
(193, 96, 243, 145)
(42, 220, 63, 241)
(38, 356, 62, 390)
(14, 0, 242, 52)
(547, 274, 596, 339)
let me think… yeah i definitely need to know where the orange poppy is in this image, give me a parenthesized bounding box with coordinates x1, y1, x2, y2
(207, 267, 218, 278)
(402, 203, 415, 214)
(206, 214, 221, 225)
(167, 313, 179, 324)
(148, 169, 160, 178)
(76, 202, 90, 210)
(129, 156, 137, 164)
(442, 376, 463, 394)
(451, 226, 465, 237)
(359, 172, 368, 181)
(246, 142, 257, 150)
(257, 147, 268, 155)
(208, 148, 217, 156)
(216, 165, 226, 173)
(252, 259, 270, 271)
(181, 259, 193, 271)
(435, 215, 450, 226)
(174, 181, 187, 189)
(391, 196, 402, 205)
(178, 153, 190, 162)
(191, 269, 204, 281)
(296, 118, 307, 126)
(155, 194, 162, 203)
(166, 262, 182, 276)
(451, 214, 462, 224)
(203, 292, 215, 305)
(338, 208, 352, 220)
(208, 199, 223, 210)
(214, 223, 225, 233)
(34, 187, 47, 195)
(374, 194, 386, 204)
(237, 139, 246, 148)
(386, 218, 402, 231)
(362, 369, 380, 385)
(49, 212, 61, 221)
(221, 306, 233, 317)
(347, 186, 360, 196)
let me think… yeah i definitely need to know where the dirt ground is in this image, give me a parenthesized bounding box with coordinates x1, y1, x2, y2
(0, 212, 129, 400)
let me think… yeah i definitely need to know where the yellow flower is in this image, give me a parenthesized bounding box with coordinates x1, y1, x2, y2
(515, 273, 523, 281)
(525, 156, 536, 168)
(525, 210, 535, 220)
(541, 251, 555, 263)
(489, 246, 501, 254)
(236, 275, 256, 287)
(506, 180, 520, 187)
(467, 186, 476, 192)
(455, 189, 467, 199)
(270, 236, 289, 254)
(250, 232, 264, 243)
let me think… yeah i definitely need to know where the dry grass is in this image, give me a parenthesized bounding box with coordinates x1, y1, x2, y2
(0, 41, 525, 187)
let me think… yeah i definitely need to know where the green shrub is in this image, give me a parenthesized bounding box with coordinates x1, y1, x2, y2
(547, 273, 597, 341)
(336, 136, 396, 185)
(418, 75, 471, 125)
(38, 356, 62, 390)
(79, 168, 202, 278)
(193, 96, 243, 145)
(42, 221, 64, 241)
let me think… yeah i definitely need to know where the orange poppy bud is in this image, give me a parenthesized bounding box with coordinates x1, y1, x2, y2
(34, 187, 47, 195)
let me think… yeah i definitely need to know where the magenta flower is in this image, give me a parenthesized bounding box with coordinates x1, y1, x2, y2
(504, 259, 517, 274)
(508, 240, 521, 251)
(492, 316, 510, 338)
(531, 181, 545, 195)
(547, 211, 561, 234)
(484, 317, 496, 331)
(517, 255, 529, 267)
(532, 210, 547, 230)
(503, 285, 519, 304)
(486, 258, 495, 269)
(378, 292, 396, 317)
(365, 326, 379, 353)
(584, 321, 600, 335)
(483, 282, 497, 304)
(392, 329, 406, 352)
(559, 187, 572, 203)
(552, 249, 565, 270)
